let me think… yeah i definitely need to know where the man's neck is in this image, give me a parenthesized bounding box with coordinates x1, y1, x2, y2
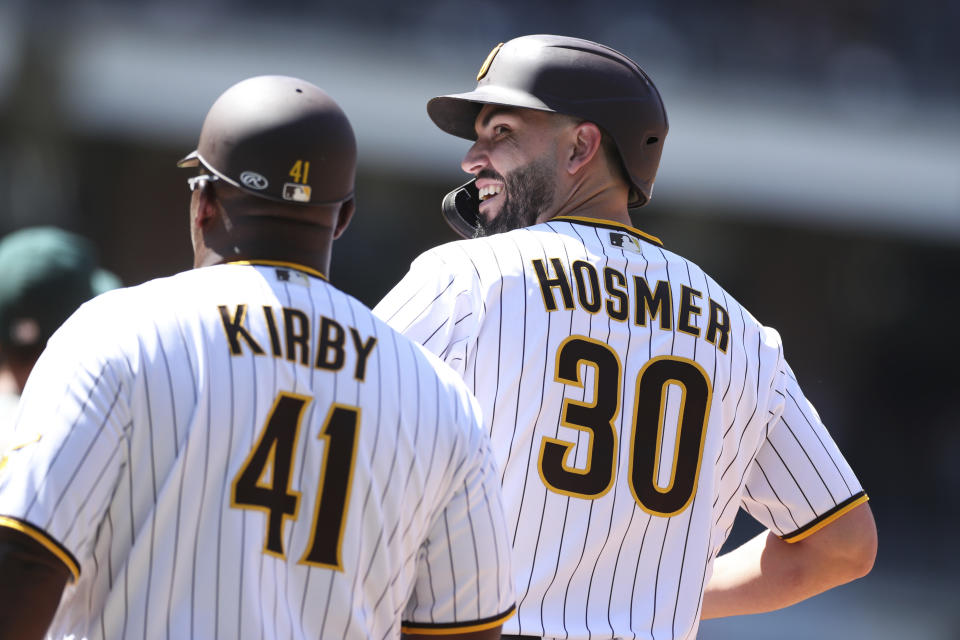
(0, 368, 16, 395)
(0, 363, 29, 395)
(194, 240, 331, 278)
(541, 183, 632, 227)
(193, 251, 330, 277)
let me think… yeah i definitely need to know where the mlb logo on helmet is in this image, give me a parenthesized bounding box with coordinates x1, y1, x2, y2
(283, 183, 312, 203)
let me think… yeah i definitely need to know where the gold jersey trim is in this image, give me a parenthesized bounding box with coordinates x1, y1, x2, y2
(551, 215, 664, 247)
(0, 515, 81, 581)
(401, 604, 516, 635)
(781, 492, 869, 543)
(226, 260, 328, 281)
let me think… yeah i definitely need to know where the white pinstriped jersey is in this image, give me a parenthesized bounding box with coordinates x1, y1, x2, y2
(374, 216, 867, 640)
(0, 261, 515, 640)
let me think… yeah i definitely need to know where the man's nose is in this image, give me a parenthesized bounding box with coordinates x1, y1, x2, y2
(461, 141, 488, 174)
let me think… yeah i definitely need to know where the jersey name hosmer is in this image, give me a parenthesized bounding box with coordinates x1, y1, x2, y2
(532, 257, 731, 352)
(218, 304, 378, 381)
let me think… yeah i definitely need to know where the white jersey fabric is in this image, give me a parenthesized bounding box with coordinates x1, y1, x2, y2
(0, 261, 515, 640)
(374, 216, 867, 640)
(0, 390, 18, 449)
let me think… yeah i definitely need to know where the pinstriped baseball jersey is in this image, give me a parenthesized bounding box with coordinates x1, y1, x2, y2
(0, 261, 515, 640)
(374, 216, 867, 640)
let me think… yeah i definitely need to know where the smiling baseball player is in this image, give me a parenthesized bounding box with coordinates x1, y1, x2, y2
(0, 75, 515, 640)
(374, 35, 877, 640)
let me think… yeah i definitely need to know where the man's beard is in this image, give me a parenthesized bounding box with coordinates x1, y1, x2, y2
(473, 154, 556, 237)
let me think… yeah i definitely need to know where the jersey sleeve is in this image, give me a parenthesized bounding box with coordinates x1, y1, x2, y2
(373, 247, 483, 376)
(401, 409, 516, 635)
(0, 299, 132, 581)
(741, 360, 867, 542)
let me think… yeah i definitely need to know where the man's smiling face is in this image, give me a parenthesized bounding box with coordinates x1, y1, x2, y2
(461, 105, 565, 236)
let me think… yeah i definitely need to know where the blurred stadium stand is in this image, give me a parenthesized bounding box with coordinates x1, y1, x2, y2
(0, 1, 957, 637)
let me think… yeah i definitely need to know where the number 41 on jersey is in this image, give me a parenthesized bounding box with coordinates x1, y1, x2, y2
(231, 392, 360, 570)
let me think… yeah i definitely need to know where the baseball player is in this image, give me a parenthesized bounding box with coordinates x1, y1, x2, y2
(0, 75, 515, 640)
(0, 226, 120, 436)
(374, 35, 877, 640)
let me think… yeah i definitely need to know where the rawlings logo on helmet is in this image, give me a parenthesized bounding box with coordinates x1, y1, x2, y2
(240, 171, 269, 190)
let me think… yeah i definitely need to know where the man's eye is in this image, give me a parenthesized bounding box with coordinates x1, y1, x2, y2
(492, 125, 509, 136)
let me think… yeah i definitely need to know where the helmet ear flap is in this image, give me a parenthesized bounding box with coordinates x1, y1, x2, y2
(441, 179, 481, 238)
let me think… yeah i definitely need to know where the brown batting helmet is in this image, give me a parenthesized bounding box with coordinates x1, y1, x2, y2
(429, 35, 668, 236)
(178, 75, 356, 206)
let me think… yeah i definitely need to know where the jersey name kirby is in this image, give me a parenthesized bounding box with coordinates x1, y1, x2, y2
(218, 303, 378, 380)
(532, 257, 731, 352)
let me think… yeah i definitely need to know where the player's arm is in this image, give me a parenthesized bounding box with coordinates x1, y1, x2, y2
(401, 460, 516, 639)
(0, 299, 128, 637)
(402, 390, 515, 640)
(703, 353, 877, 619)
(0, 525, 71, 640)
(701, 500, 876, 619)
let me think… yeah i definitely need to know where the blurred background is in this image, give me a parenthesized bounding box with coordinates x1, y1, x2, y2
(0, 0, 957, 636)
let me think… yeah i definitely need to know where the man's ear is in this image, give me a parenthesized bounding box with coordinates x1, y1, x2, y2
(565, 121, 603, 176)
(332, 197, 355, 239)
(195, 186, 220, 228)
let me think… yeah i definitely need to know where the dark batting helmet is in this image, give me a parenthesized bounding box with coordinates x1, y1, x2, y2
(178, 75, 356, 206)
(428, 35, 668, 237)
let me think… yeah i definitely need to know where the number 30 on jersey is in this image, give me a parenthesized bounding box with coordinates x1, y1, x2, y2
(539, 336, 712, 517)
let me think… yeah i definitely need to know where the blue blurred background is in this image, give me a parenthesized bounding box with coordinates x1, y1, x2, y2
(0, 0, 957, 637)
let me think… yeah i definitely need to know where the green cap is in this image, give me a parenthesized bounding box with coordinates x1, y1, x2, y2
(0, 227, 121, 350)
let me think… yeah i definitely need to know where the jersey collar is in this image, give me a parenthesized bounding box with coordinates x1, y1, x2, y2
(550, 215, 663, 248)
(225, 259, 328, 281)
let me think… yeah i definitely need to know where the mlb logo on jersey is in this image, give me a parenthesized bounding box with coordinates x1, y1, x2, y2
(274, 268, 310, 287)
(607, 231, 643, 253)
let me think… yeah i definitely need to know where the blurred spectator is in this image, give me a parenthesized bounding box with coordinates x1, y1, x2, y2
(0, 226, 120, 432)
